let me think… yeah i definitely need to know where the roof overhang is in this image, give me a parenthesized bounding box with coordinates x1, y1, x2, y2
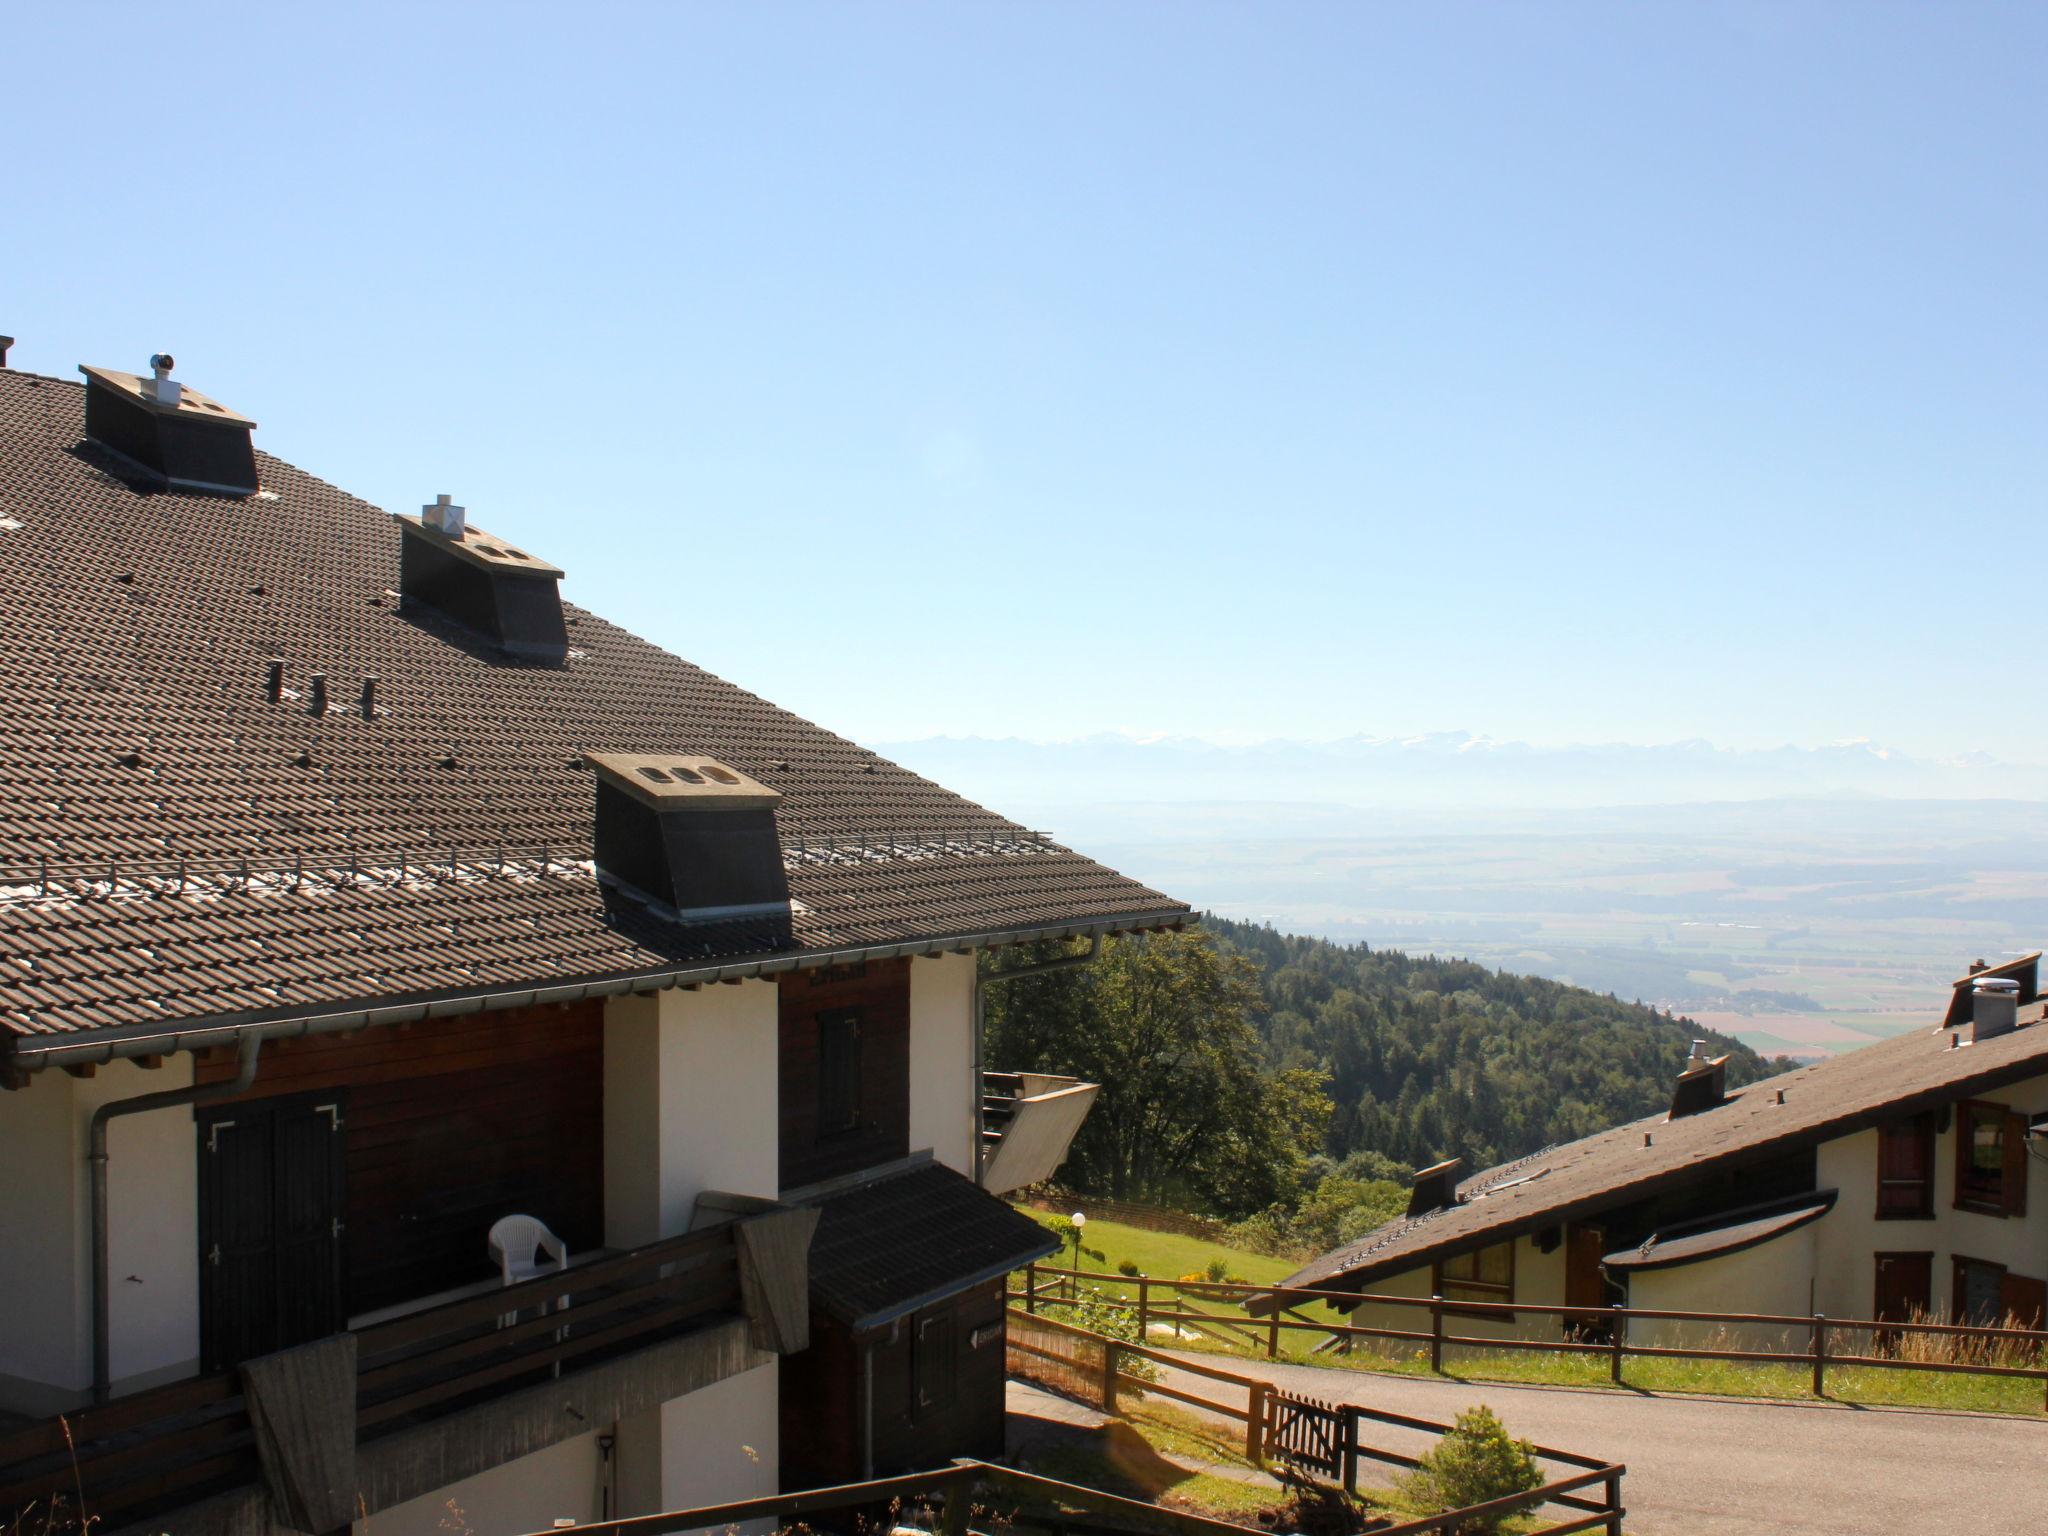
(1, 907, 1193, 1074)
(1600, 1191, 1837, 1274)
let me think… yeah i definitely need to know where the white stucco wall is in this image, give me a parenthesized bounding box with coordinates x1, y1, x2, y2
(614, 1362, 779, 1530)
(1628, 1224, 1818, 1354)
(909, 951, 976, 1177)
(1342, 1234, 1571, 1357)
(0, 1059, 201, 1414)
(361, 1431, 604, 1536)
(1813, 1068, 2048, 1319)
(603, 982, 780, 1249)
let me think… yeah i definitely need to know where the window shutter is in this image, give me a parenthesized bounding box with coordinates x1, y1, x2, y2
(2005, 1112, 2029, 1217)
(1999, 1271, 2047, 1329)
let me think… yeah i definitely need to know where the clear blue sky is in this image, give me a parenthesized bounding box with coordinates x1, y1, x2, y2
(10, 5, 2042, 757)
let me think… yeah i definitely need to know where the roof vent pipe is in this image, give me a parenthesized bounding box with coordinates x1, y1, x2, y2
(1688, 1038, 1709, 1063)
(1973, 977, 2021, 1043)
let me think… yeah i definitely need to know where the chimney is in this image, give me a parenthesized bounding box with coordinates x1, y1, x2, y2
(0, 336, 13, 368)
(1669, 1052, 1730, 1119)
(398, 499, 568, 661)
(1972, 977, 2020, 1043)
(77, 355, 259, 495)
(587, 753, 791, 924)
(1406, 1157, 1464, 1218)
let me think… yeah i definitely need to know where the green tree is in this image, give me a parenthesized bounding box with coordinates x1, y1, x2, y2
(983, 930, 1329, 1215)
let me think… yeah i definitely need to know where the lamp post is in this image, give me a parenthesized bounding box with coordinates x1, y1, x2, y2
(1070, 1210, 1087, 1288)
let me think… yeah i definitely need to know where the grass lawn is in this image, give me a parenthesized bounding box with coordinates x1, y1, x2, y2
(1022, 1211, 1301, 1288)
(1012, 1213, 2045, 1418)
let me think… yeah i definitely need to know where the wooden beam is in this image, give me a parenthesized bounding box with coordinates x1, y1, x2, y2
(0, 1067, 28, 1092)
(134, 1054, 165, 1070)
(62, 1061, 97, 1079)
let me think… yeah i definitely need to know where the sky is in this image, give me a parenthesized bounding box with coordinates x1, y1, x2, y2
(8, 5, 2044, 759)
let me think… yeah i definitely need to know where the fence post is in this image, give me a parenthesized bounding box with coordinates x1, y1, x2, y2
(942, 1467, 973, 1536)
(1137, 1276, 1149, 1337)
(1610, 1304, 1625, 1385)
(1102, 1340, 1119, 1415)
(1430, 1295, 1445, 1375)
(1245, 1381, 1267, 1463)
(1026, 1262, 1038, 1316)
(1812, 1313, 1827, 1398)
(1268, 1307, 1281, 1361)
(1342, 1408, 1359, 1496)
(1604, 1470, 1623, 1536)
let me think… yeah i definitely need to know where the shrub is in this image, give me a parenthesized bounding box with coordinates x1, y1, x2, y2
(1116, 1258, 1141, 1277)
(1205, 1258, 1230, 1283)
(1402, 1406, 1542, 1534)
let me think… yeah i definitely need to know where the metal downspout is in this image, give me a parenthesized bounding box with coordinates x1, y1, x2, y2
(970, 933, 1101, 1187)
(90, 1030, 261, 1404)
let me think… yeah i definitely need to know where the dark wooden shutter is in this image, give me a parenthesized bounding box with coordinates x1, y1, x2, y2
(2005, 1112, 2028, 1217)
(914, 1307, 957, 1418)
(198, 1095, 347, 1372)
(2000, 1272, 2047, 1329)
(200, 1112, 279, 1372)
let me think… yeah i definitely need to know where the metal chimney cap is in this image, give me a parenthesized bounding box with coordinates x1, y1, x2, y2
(1976, 977, 2022, 995)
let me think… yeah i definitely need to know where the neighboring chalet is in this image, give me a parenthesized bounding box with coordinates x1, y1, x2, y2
(1272, 959, 2048, 1348)
(0, 351, 1187, 1534)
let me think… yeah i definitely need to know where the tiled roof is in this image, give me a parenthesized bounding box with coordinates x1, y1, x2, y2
(0, 369, 1188, 1047)
(797, 1160, 1058, 1329)
(1277, 1007, 2048, 1296)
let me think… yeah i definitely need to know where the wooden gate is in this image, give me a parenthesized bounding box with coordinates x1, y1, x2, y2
(1264, 1390, 1347, 1482)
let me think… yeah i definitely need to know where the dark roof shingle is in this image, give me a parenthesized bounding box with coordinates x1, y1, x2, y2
(0, 371, 1188, 1045)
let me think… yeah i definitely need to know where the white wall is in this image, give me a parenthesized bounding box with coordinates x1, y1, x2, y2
(615, 1363, 779, 1531)
(1629, 1226, 1817, 1354)
(1814, 1068, 2048, 1319)
(0, 1059, 201, 1414)
(909, 951, 976, 1178)
(361, 1431, 604, 1536)
(1342, 1234, 1570, 1354)
(604, 982, 780, 1249)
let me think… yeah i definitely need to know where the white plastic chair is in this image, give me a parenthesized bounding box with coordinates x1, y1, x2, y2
(488, 1215, 568, 1332)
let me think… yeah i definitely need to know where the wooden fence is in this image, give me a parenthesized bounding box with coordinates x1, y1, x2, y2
(1006, 1308, 1627, 1535)
(0, 1224, 743, 1532)
(1014, 1262, 2048, 1407)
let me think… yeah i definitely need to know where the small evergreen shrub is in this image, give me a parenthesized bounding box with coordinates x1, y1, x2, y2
(1402, 1405, 1542, 1534)
(1116, 1258, 1141, 1277)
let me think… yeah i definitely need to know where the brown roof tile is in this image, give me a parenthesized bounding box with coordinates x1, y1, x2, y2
(0, 371, 1188, 1046)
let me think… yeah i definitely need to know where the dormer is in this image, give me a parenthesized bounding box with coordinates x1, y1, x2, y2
(397, 496, 569, 660)
(587, 752, 791, 923)
(78, 355, 259, 495)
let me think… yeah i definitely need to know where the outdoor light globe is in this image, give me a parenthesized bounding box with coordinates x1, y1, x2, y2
(1070, 1211, 1086, 1228)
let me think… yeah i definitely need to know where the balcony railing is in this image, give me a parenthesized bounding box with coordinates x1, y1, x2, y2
(981, 1069, 1099, 1196)
(0, 1223, 743, 1533)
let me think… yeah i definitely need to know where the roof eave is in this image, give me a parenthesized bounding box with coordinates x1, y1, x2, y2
(1, 906, 1195, 1072)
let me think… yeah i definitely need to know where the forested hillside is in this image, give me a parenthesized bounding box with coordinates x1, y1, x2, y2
(1212, 916, 1785, 1172)
(985, 920, 1789, 1242)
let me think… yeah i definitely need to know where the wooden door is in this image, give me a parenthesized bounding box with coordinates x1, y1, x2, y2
(198, 1094, 346, 1371)
(1565, 1225, 1609, 1312)
(1874, 1251, 1932, 1324)
(912, 1305, 958, 1421)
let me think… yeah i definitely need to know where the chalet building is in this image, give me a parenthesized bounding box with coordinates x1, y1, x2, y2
(0, 352, 1188, 1535)
(1274, 958, 2048, 1351)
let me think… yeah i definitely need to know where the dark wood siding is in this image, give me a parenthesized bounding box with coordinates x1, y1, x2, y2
(778, 961, 910, 1192)
(780, 1280, 1007, 1487)
(196, 1003, 604, 1317)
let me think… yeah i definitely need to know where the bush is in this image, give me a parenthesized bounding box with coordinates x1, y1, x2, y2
(1402, 1406, 1542, 1534)
(1116, 1258, 1141, 1277)
(1205, 1258, 1229, 1283)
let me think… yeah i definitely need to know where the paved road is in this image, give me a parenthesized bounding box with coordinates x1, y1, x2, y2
(1151, 1351, 2047, 1533)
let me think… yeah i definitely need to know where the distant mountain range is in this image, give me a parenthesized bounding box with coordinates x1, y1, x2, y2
(872, 730, 2048, 817)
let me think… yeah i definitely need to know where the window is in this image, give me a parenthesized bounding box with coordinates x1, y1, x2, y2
(1954, 1100, 2027, 1217)
(1954, 1256, 2007, 1327)
(1435, 1242, 1515, 1315)
(817, 1007, 863, 1137)
(1876, 1113, 1935, 1219)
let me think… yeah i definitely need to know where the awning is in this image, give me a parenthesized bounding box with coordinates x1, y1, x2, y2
(795, 1157, 1059, 1331)
(1602, 1190, 1837, 1274)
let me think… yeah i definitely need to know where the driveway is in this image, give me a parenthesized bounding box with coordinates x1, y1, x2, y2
(1151, 1351, 2047, 1533)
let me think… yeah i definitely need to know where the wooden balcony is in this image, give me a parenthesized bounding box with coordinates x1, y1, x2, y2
(0, 1222, 746, 1535)
(981, 1069, 1099, 1195)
